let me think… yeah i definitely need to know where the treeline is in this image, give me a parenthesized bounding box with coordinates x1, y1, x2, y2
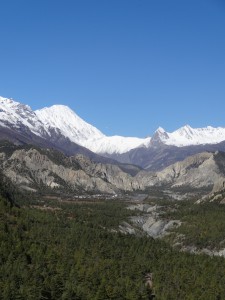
(0, 195, 225, 299)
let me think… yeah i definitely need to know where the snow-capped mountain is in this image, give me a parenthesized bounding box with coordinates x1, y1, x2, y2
(38, 104, 225, 154)
(1, 95, 225, 169)
(36, 105, 104, 142)
(0, 96, 48, 137)
(36, 104, 150, 154)
(152, 125, 225, 147)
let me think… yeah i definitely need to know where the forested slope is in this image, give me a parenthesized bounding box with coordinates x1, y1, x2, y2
(0, 192, 225, 299)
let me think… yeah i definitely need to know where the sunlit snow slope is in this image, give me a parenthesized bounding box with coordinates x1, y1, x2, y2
(1, 96, 225, 155)
(0, 96, 47, 136)
(153, 125, 225, 147)
(35, 105, 150, 154)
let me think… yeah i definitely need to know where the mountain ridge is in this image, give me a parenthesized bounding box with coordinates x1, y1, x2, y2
(1, 96, 225, 171)
(2, 96, 225, 148)
(1, 140, 225, 200)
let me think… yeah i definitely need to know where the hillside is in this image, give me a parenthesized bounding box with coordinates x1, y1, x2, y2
(1, 141, 225, 199)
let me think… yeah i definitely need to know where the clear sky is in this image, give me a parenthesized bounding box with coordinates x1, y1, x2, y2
(0, 0, 225, 137)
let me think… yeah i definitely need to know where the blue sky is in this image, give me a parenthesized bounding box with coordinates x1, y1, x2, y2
(0, 0, 225, 137)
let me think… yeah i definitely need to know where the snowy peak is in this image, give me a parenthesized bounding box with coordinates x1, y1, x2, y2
(155, 127, 169, 139)
(35, 104, 104, 143)
(156, 126, 166, 133)
(148, 124, 225, 147)
(174, 125, 195, 140)
(1, 95, 225, 155)
(0, 96, 47, 136)
(163, 125, 225, 147)
(150, 127, 169, 146)
(0, 96, 32, 116)
(36, 104, 150, 154)
(0, 96, 150, 155)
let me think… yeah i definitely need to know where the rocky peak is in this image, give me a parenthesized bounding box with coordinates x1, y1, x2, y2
(0, 96, 48, 136)
(175, 125, 194, 140)
(150, 127, 169, 147)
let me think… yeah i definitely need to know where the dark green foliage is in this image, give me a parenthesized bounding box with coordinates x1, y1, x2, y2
(0, 196, 225, 299)
(0, 170, 25, 207)
(159, 199, 225, 250)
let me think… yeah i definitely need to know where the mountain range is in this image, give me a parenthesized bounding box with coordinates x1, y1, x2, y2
(1, 95, 225, 171)
(1, 96, 225, 199)
(0, 140, 225, 200)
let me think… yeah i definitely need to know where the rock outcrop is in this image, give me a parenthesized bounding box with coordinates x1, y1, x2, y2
(1, 141, 225, 197)
(0, 143, 138, 195)
(136, 152, 225, 194)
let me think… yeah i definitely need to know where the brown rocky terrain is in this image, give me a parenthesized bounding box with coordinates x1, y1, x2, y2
(0, 141, 225, 198)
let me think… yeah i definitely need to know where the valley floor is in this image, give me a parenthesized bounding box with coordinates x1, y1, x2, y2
(1, 193, 225, 299)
